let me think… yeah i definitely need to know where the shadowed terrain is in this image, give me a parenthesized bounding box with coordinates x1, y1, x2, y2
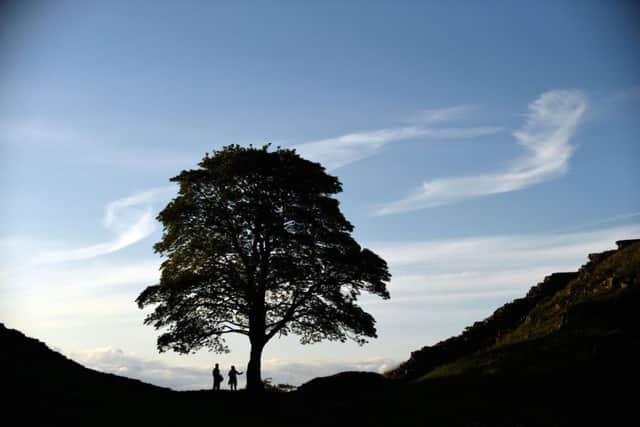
(3, 239, 639, 426)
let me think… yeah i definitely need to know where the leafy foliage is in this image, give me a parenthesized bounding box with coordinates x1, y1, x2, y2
(136, 144, 390, 388)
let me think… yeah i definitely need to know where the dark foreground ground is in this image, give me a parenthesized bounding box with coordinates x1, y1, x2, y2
(2, 316, 638, 426)
(5, 364, 638, 427)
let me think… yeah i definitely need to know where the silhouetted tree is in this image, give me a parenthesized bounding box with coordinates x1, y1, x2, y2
(136, 145, 390, 391)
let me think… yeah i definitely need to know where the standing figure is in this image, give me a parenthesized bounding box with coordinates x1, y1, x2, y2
(227, 365, 243, 391)
(212, 363, 223, 390)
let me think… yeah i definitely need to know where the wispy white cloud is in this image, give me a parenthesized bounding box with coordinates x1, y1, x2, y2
(0, 120, 78, 145)
(377, 90, 589, 214)
(0, 257, 162, 332)
(294, 106, 501, 170)
(0, 120, 200, 172)
(365, 223, 640, 308)
(36, 186, 175, 263)
(354, 222, 640, 353)
(3, 259, 161, 295)
(372, 223, 631, 271)
(606, 84, 640, 105)
(551, 211, 640, 233)
(403, 105, 477, 124)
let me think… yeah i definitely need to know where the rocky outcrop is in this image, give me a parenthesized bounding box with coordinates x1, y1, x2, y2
(386, 272, 577, 381)
(387, 239, 640, 381)
(616, 239, 640, 250)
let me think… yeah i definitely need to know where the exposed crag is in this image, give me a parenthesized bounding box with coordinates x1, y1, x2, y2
(387, 239, 640, 381)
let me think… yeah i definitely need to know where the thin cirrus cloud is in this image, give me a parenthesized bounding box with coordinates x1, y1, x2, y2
(377, 89, 589, 215)
(37, 186, 175, 264)
(361, 222, 640, 312)
(370, 223, 640, 276)
(294, 106, 502, 171)
(403, 105, 477, 124)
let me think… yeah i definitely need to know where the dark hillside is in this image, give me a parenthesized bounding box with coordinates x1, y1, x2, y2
(0, 323, 169, 395)
(386, 272, 578, 380)
(0, 322, 297, 425)
(0, 323, 174, 422)
(500, 239, 640, 346)
(387, 239, 640, 382)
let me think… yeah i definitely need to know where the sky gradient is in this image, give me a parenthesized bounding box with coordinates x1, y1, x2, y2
(1, 1, 639, 389)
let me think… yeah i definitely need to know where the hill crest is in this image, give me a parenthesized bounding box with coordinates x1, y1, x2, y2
(386, 239, 640, 381)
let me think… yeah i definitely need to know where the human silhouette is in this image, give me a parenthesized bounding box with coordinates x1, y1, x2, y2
(227, 365, 243, 391)
(212, 363, 223, 390)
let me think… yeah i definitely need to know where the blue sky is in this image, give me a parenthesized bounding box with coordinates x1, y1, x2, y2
(1, 1, 639, 389)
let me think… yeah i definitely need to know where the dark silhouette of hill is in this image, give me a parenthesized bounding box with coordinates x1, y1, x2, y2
(385, 239, 640, 383)
(0, 323, 169, 395)
(1, 322, 303, 424)
(2, 239, 638, 426)
(297, 370, 392, 394)
(0, 322, 173, 422)
(386, 271, 578, 380)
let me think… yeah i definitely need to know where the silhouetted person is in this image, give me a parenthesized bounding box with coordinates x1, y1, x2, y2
(228, 365, 243, 391)
(212, 363, 223, 390)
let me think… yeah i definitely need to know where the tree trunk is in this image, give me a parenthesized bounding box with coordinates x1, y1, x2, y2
(246, 339, 264, 391)
(247, 276, 266, 391)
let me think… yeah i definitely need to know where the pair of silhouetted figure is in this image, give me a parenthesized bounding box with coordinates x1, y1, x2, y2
(212, 363, 243, 391)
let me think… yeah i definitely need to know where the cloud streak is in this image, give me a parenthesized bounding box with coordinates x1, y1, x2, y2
(377, 90, 589, 214)
(0, 120, 78, 145)
(37, 186, 175, 263)
(294, 106, 501, 170)
(364, 223, 640, 310)
(357, 222, 640, 353)
(403, 105, 477, 124)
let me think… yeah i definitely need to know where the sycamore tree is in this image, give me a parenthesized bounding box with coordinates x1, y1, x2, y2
(136, 145, 390, 391)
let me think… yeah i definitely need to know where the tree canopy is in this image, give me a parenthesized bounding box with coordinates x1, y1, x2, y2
(136, 144, 390, 390)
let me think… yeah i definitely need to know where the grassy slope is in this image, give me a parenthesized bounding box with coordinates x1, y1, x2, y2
(385, 271, 580, 381)
(419, 240, 640, 381)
